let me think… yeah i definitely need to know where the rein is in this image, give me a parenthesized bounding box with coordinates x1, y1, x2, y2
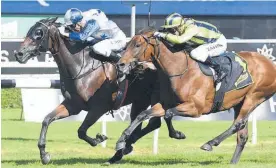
(140, 34, 189, 78)
(38, 21, 96, 80)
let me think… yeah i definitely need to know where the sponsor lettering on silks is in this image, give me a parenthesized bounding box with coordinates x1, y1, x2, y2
(207, 44, 223, 51)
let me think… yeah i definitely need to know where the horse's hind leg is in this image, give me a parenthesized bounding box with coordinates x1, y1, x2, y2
(231, 121, 248, 164)
(201, 96, 266, 164)
(38, 101, 72, 165)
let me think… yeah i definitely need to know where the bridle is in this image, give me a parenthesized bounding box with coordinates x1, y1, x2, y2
(36, 21, 60, 56)
(37, 21, 95, 80)
(137, 33, 189, 78)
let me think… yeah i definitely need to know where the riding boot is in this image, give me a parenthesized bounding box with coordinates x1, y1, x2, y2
(109, 51, 121, 63)
(205, 56, 227, 84)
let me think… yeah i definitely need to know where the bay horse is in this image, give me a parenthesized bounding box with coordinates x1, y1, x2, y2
(114, 28, 276, 164)
(14, 18, 185, 164)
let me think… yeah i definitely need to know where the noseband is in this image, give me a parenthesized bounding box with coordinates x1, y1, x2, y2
(140, 34, 161, 60)
(138, 34, 189, 78)
(37, 21, 60, 56)
(37, 22, 90, 80)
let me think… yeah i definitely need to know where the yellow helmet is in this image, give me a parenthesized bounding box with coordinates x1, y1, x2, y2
(161, 13, 184, 29)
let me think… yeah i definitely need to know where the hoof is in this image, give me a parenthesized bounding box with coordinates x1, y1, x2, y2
(41, 152, 51, 165)
(96, 133, 108, 143)
(230, 157, 239, 164)
(230, 160, 238, 164)
(200, 143, 213, 151)
(102, 162, 111, 166)
(170, 131, 186, 140)
(116, 141, 126, 151)
(122, 145, 133, 155)
(107, 149, 123, 164)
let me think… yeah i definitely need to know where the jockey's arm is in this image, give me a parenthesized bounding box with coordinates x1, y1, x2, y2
(85, 9, 104, 17)
(69, 19, 100, 41)
(165, 24, 199, 44)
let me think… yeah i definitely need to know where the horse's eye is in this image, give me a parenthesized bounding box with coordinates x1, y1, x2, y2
(34, 29, 43, 40)
(36, 29, 43, 36)
(135, 43, 141, 48)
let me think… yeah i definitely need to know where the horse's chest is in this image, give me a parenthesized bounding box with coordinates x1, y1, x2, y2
(74, 75, 105, 102)
(75, 80, 93, 101)
(159, 80, 179, 107)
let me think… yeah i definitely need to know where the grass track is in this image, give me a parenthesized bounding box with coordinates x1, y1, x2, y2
(2, 108, 276, 168)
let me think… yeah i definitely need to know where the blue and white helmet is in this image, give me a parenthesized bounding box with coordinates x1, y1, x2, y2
(64, 8, 83, 26)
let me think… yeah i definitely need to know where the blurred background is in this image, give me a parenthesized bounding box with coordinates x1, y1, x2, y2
(2, 0, 276, 39)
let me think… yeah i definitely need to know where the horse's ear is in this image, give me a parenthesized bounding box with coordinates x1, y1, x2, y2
(50, 17, 58, 23)
(149, 21, 156, 28)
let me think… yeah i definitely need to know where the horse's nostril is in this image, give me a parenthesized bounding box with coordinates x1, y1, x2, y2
(17, 52, 23, 57)
(119, 63, 125, 67)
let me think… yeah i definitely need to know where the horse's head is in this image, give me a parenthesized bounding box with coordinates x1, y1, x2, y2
(117, 27, 159, 75)
(14, 17, 59, 63)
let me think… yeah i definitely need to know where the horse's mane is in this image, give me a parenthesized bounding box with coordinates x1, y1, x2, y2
(137, 27, 157, 35)
(53, 22, 62, 27)
(41, 18, 90, 54)
(138, 27, 196, 53)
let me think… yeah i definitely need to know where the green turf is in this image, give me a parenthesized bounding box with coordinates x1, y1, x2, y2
(2, 108, 276, 168)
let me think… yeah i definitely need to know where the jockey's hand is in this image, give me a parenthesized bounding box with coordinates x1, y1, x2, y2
(58, 26, 69, 37)
(86, 37, 98, 45)
(153, 31, 166, 38)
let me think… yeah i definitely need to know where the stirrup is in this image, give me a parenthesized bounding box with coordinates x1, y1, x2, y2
(215, 71, 227, 84)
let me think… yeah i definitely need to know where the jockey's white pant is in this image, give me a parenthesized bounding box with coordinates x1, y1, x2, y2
(92, 30, 127, 57)
(190, 34, 227, 62)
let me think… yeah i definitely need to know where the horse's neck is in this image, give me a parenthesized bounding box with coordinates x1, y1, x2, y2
(54, 36, 93, 78)
(157, 43, 194, 77)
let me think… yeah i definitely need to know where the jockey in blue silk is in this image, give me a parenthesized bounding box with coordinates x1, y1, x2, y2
(58, 8, 127, 62)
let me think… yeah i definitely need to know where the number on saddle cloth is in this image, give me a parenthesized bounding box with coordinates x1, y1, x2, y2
(208, 52, 253, 113)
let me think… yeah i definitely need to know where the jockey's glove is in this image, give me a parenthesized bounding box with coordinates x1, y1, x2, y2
(58, 26, 69, 37)
(153, 32, 166, 38)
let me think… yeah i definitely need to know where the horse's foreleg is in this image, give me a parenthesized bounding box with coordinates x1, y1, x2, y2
(78, 106, 107, 147)
(115, 103, 165, 151)
(107, 101, 146, 164)
(107, 118, 161, 165)
(38, 103, 70, 165)
(127, 117, 162, 146)
(164, 117, 186, 139)
(127, 104, 187, 144)
(124, 101, 149, 149)
(129, 117, 186, 143)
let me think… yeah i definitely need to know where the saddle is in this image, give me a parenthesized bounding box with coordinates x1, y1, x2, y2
(164, 41, 253, 113)
(198, 52, 253, 113)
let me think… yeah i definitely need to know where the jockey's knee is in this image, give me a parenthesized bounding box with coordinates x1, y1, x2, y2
(190, 48, 208, 62)
(92, 43, 111, 57)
